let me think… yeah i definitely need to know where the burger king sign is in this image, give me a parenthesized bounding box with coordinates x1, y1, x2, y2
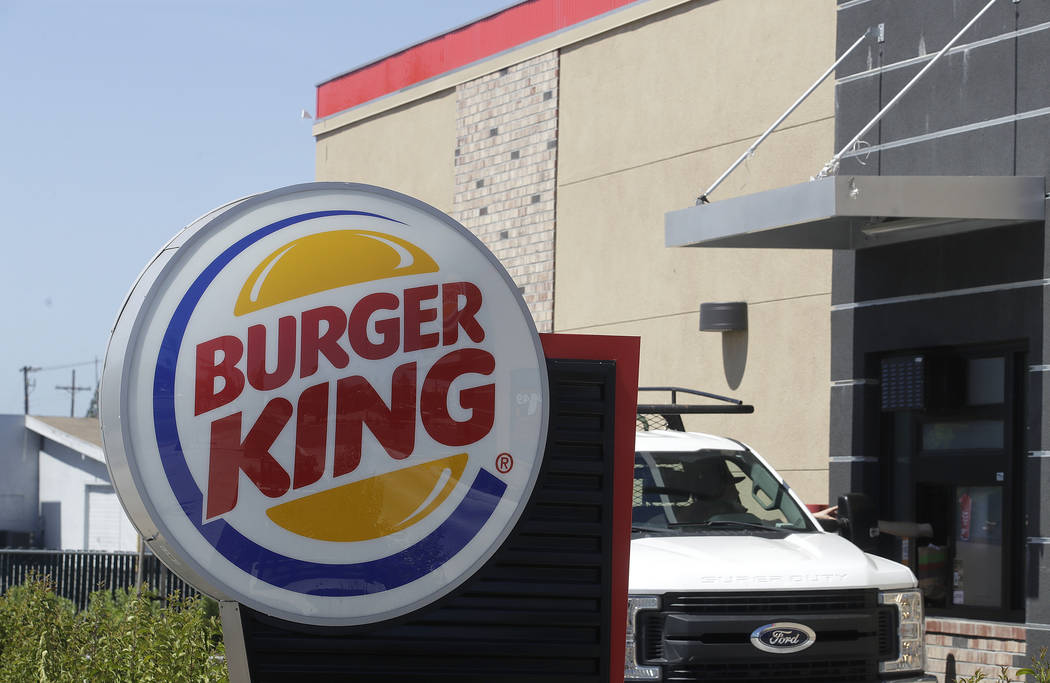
(100, 183, 549, 626)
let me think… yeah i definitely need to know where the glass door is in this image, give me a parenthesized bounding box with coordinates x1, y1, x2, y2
(953, 485, 1003, 608)
(879, 347, 1024, 620)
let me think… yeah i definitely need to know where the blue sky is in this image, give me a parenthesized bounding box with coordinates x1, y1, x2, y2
(0, 0, 510, 416)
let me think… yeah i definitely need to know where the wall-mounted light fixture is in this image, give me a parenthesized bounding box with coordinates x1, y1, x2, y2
(699, 302, 747, 332)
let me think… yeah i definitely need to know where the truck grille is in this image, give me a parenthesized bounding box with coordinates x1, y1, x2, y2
(639, 590, 896, 683)
(664, 659, 870, 682)
(666, 590, 870, 612)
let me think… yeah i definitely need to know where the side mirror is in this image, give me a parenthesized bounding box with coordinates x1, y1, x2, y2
(837, 492, 879, 552)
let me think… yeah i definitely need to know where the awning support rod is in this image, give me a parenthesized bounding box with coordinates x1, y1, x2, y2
(817, 0, 1000, 178)
(697, 28, 871, 205)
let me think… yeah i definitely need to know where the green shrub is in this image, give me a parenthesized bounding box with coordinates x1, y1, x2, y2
(1017, 647, 1050, 683)
(0, 574, 227, 682)
(957, 646, 1050, 683)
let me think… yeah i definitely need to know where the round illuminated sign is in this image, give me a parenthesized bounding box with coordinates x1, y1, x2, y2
(100, 183, 549, 625)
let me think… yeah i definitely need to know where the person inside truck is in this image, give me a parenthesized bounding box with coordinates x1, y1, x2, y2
(812, 504, 838, 520)
(674, 457, 747, 523)
(634, 449, 810, 530)
(634, 454, 748, 526)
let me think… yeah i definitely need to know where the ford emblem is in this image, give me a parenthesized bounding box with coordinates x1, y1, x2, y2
(749, 622, 816, 654)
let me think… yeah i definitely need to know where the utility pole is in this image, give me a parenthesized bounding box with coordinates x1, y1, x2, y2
(19, 366, 40, 415)
(55, 369, 91, 417)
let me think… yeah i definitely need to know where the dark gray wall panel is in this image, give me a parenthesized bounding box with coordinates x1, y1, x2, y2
(1025, 457, 1050, 626)
(1016, 28, 1050, 177)
(832, 249, 857, 305)
(831, 308, 859, 380)
(1024, 460, 1050, 584)
(829, 384, 872, 458)
(1019, 0, 1050, 30)
(828, 460, 852, 507)
(1016, 116, 1050, 178)
(836, 76, 883, 160)
(851, 289, 1042, 356)
(854, 222, 1044, 302)
(1025, 457, 1048, 539)
(1024, 451, 1041, 531)
(1025, 618, 1050, 655)
(829, 384, 883, 467)
(835, 2, 885, 79)
(874, 0, 1015, 66)
(879, 124, 1015, 175)
(1018, 30, 1050, 111)
(828, 459, 879, 504)
(878, 42, 1016, 143)
(1026, 370, 1048, 453)
(835, 0, 1048, 178)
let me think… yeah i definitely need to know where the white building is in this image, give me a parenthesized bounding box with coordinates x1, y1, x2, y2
(0, 414, 136, 551)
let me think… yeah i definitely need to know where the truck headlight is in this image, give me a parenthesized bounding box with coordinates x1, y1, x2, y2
(879, 589, 926, 674)
(626, 595, 661, 681)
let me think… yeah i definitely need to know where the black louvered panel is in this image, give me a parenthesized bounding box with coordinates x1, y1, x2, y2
(239, 358, 619, 682)
(877, 605, 897, 659)
(642, 612, 665, 660)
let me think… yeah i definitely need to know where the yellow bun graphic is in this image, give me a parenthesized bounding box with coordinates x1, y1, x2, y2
(265, 453, 467, 542)
(234, 230, 439, 316)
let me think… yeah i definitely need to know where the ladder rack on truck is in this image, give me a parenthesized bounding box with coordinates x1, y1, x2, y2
(636, 386, 754, 431)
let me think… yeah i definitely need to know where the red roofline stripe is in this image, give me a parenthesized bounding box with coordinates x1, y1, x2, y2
(316, 0, 636, 119)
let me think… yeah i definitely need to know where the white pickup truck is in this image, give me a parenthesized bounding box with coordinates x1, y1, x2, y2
(625, 390, 935, 682)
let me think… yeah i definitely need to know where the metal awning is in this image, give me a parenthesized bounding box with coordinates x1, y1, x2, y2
(665, 176, 1046, 250)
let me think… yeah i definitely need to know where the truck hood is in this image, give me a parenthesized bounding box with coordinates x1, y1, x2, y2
(629, 531, 917, 593)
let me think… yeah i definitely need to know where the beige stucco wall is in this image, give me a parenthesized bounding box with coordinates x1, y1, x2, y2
(315, 91, 457, 214)
(312, 0, 838, 503)
(556, 0, 837, 502)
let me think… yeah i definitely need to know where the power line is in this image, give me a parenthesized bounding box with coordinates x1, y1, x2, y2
(18, 358, 100, 415)
(18, 366, 40, 415)
(35, 360, 98, 372)
(55, 369, 91, 418)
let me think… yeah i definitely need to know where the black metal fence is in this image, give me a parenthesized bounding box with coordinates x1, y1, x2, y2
(0, 549, 199, 610)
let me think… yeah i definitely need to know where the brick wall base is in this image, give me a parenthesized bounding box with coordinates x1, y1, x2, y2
(925, 618, 1028, 682)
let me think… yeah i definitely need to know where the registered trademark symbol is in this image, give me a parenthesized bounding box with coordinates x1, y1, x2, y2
(496, 452, 514, 474)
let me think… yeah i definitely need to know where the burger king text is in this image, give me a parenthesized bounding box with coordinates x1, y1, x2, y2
(193, 280, 494, 521)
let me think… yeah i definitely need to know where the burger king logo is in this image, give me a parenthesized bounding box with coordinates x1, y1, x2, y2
(100, 184, 548, 625)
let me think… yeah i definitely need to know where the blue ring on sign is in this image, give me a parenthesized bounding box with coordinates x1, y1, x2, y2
(151, 209, 507, 596)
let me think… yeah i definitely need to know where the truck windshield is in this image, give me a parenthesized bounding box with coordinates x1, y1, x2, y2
(633, 449, 814, 533)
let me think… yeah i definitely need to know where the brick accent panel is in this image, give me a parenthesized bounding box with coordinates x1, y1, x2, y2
(925, 618, 1028, 682)
(453, 52, 558, 332)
